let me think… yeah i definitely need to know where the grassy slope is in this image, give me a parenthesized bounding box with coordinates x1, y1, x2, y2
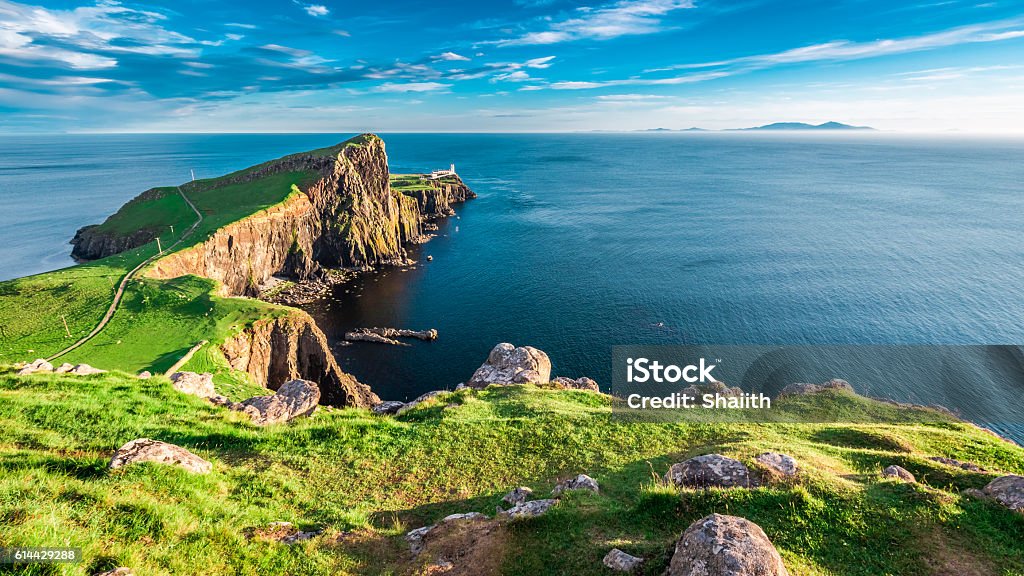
(1, 372, 1022, 576)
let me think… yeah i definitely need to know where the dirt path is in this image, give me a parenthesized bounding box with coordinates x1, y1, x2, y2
(48, 187, 203, 362)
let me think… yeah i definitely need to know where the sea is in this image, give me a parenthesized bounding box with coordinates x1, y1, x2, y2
(2, 133, 1023, 437)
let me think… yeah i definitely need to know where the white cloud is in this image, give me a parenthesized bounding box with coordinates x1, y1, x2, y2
(304, 4, 329, 17)
(434, 51, 471, 61)
(495, 0, 694, 46)
(373, 81, 451, 92)
(493, 70, 531, 82)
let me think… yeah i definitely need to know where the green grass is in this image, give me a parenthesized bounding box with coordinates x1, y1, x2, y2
(1, 377, 1022, 576)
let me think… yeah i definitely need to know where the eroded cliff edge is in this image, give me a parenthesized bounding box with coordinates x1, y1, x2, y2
(68, 134, 473, 408)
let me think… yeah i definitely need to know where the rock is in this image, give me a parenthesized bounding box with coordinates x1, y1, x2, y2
(603, 548, 643, 572)
(467, 343, 551, 388)
(137, 371, 152, 379)
(426, 255, 434, 261)
(755, 452, 799, 478)
(665, 454, 752, 489)
(406, 525, 435, 555)
(54, 363, 75, 373)
(929, 456, 986, 472)
(882, 465, 916, 483)
(69, 363, 105, 375)
(551, 376, 600, 392)
(96, 569, 134, 576)
(395, 390, 446, 415)
(981, 475, 1024, 512)
(169, 371, 216, 399)
(372, 401, 406, 415)
(235, 379, 321, 426)
(680, 381, 744, 400)
(442, 512, 488, 522)
(109, 438, 212, 474)
(16, 358, 53, 375)
(777, 379, 854, 398)
(669, 514, 789, 576)
(502, 487, 533, 506)
(500, 499, 557, 519)
(552, 474, 600, 496)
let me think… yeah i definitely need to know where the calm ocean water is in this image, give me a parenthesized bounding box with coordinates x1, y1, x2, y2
(2, 133, 1023, 435)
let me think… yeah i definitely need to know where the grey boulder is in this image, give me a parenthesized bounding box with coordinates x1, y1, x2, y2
(666, 454, 752, 489)
(16, 358, 53, 375)
(668, 514, 789, 576)
(502, 486, 533, 506)
(603, 548, 643, 572)
(981, 475, 1024, 512)
(109, 438, 211, 474)
(170, 371, 216, 399)
(235, 379, 320, 425)
(756, 452, 799, 478)
(882, 465, 916, 483)
(467, 343, 551, 388)
(552, 474, 599, 496)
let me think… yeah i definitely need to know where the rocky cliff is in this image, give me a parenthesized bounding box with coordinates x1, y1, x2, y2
(221, 310, 379, 407)
(145, 134, 472, 296)
(70, 187, 169, 260)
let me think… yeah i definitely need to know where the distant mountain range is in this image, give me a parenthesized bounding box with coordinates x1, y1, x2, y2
(639, 121, 875, 132)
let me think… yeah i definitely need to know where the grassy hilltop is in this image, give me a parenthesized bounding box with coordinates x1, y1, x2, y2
(1, 370, 1023, 575)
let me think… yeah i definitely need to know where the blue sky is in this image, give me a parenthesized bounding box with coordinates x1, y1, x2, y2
(1, 0, 1023, 132)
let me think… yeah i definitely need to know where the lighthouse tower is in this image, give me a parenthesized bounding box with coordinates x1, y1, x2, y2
(450, 163, 456, 174)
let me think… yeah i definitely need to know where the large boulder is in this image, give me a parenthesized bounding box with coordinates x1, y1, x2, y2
(552, 474, 600, 496)
(755, 452, 799, 478)
(668, 514, 789, 576)
(236, 379, 320, 426)
(16, 358, 53, 375)
(665, 454, 752, 489)
(981, 475, 1024, 512)
(777, 379, 854, 398)
(170, 372, 216, 399)
(69, 363, 105, 375)
(467, 343, 551, 388)
(109, 438, 212, 474)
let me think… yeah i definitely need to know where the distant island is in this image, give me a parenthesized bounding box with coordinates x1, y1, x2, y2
(638, 121, 875, 132)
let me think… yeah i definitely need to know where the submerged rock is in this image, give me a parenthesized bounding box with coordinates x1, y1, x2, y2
(665, 454, 752, 489)
(109, 438, 211, 474)
(170, 371, 216, 399)
(882, 465, 916, 483)
(668, 514, 789, 576)
(552, 474, 600, 496)
(603, 548, 643, 572)
(467, 343, 551, 388)
(235, 379, 320, 426)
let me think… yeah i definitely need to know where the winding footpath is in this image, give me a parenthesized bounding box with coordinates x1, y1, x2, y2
(48, 187, 203, 361)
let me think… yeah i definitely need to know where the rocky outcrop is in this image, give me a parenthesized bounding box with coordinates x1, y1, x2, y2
(400, 175, 476, 218)
(220, 310, 379, 407)
(468, 343, 552, 388)
(232, 379, 320, 426)
(778, 379, 854, 398)
(668, 514, 789, 576)
(502, 487, 534, 506)
(109, 438, 211, 474)
(665, 454, 752, 489)
(500, 499, 557, 519)
(344, 327, 438, 345)
(16, 358, 53, 375)
(69, 187, 174, 260)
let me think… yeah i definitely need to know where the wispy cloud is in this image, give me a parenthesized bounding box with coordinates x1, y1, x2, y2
(433, 51, 470, 61)
(373, 81, 450, 92)
(493, 0, 694, 46)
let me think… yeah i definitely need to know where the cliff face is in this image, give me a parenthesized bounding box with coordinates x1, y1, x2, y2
(71, 225, 156, 261)
(221, 310, 379, 407)
(146, 135, 471, 296)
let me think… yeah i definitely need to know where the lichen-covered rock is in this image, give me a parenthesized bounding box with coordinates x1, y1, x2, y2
(170, 371, 216, 399)
(551, 376, 600, 391)
(109, 438, 211, 474)
(668, 514, 789, 576)
(235, 379, 320, 426)
(552, 474, 600, 496)
(756, 452, 799, 478)
(500, 499, 557, 519)
(371, 401, 406, 415)
(882, 465, 916, 483)
(666, 454, 752, 489)
(603, 548, 643, 572)
(502, 487, 533, 506)
(981, 475, 1024, 512)
(468, 343, 551, 388)
(777, 379, 854, 398)
(16, 358, 53, 375)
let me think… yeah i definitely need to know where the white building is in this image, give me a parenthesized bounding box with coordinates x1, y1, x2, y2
(428, 163, 456, 180)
